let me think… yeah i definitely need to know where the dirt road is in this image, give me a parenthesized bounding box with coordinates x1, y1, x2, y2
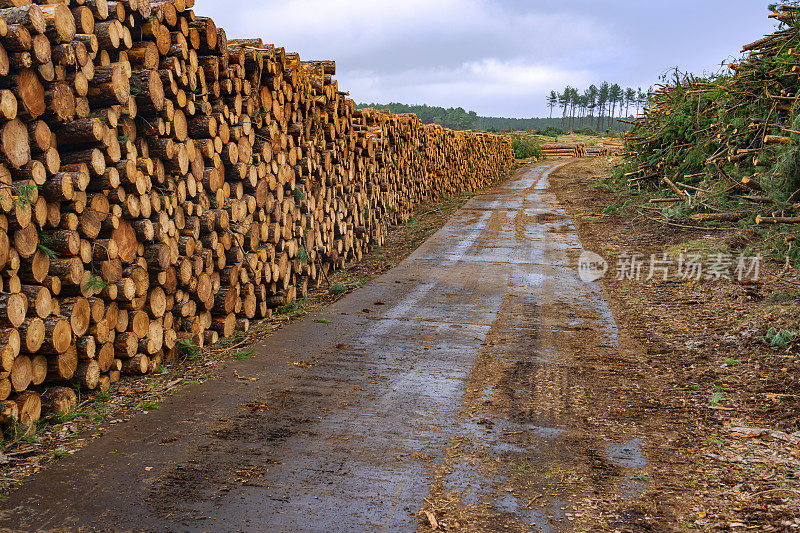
(0, 161, 645, 531)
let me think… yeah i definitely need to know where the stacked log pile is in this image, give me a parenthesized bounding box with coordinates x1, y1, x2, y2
(586, 137, 623, 157)
(0, 0, 514, 424)
(541, 142, 586, 158)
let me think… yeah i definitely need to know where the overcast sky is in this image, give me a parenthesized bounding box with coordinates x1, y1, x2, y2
(193, 0, 776, 118)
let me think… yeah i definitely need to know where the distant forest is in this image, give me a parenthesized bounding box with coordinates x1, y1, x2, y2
(357, 102, 566, 132)
(360, 82, 647, 133)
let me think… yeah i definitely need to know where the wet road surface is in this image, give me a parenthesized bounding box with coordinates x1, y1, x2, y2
(0, 161, 623, 531)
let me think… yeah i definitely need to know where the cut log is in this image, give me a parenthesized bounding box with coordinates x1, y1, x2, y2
(13, 389, 40, 425)
(60, 297, 90, 336)
(0, 292, 27, 328)
(39, 316, 72, 354)
(1, 118, 30, 168)
(14, 68, 45, 119)
(10, 354, 31, 391)
(41, 386, 76, 416)
(74, 359, 99, 389)
(18, 317, 45, 352)
(30, 354, 46, 385)
(47, 345, 77, 380)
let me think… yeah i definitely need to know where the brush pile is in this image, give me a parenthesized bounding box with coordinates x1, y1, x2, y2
(0, 0, 514, 424)
(621, 2, 800, 216)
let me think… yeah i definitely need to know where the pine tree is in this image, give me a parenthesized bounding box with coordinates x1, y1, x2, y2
(559, 87, 571, 130)
(586, 85, 598, 130)
(547, 91, 558, 119)
(578, 94, 589, 128)
(597, 82, 610, 132)
(569, 87, 579, 131)
(637, 87, 649, 116)
(624, 88, 636, 119)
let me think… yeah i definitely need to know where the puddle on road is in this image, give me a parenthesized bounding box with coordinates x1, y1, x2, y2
(620, 474, 649, 500)
(479, 385, 494, 404)
(605, 438, 647, 469)
(605, 437, 649, 500)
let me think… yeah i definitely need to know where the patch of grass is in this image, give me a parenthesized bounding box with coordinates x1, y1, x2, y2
(709, 386, 728, 407)
(47, 392, 113, 425)
(133, 401, 160, 412)
(219, 332, 249, 346)
(666, 237, 731, 261)
(54, 449, 68, 459)
(661, 202, 694, 219)
(602, 199, 631, 216)
(279, 297, 309, 318)
(515, 458, 538, 475)
(763, 327, 796, 348)
(92, 390, 113, 403)
(234, 350, 256, 360)
(769, 291, 800, 303)
(3, 422, 40, 445)
(589, 178, 616, 191)
(329, 282, 349, 295)
(177, 339, 201, 360)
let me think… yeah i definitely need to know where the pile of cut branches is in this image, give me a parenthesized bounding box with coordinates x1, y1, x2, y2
(621, 2, 800, 224)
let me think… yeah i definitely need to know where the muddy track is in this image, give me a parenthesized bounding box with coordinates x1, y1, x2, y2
(0, 161, 655, 532)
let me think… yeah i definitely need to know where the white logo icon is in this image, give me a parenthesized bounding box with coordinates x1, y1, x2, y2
(578, 251, 608, 282)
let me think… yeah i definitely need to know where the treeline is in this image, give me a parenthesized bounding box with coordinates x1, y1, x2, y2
(357, 102, 567, 132)
(547, 83, 650, 132)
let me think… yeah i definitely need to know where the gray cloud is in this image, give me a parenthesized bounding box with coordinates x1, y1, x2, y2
(194, 0, 777, 117)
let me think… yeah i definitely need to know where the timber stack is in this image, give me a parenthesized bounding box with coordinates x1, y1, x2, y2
(0, 0, 514, 424)
(586, 138, 623, 157)
(541, 142, 586, 158)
